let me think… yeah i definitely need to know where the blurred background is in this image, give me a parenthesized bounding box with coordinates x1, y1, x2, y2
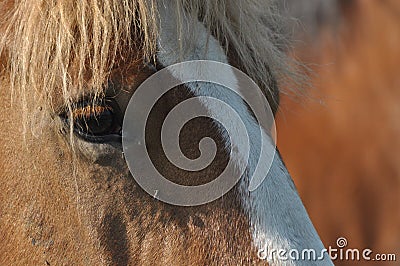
(276, 1, 399, 265)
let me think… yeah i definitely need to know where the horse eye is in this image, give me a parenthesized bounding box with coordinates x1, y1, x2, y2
(61, 99, 123, 143)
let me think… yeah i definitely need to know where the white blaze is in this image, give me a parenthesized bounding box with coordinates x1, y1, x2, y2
(156, 1, 333, 265)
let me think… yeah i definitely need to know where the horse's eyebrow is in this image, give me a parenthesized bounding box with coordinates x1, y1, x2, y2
(55, 61, 156, 114)
(55, 68, 127, 109)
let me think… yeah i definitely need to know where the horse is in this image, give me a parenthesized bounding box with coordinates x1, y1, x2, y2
(278, 1, 400, 264)
(0, 0, 333, 265)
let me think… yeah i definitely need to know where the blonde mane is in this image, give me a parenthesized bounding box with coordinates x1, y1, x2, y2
(0, 0, 295, 124)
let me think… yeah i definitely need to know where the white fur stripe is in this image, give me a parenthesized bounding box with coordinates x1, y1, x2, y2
(156, 2, 333, 265)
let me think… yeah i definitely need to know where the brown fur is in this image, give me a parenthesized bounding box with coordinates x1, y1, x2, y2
(0, 46, 266, 265)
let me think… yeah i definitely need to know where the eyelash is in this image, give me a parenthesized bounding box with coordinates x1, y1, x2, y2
(61, 98, 123, 143)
